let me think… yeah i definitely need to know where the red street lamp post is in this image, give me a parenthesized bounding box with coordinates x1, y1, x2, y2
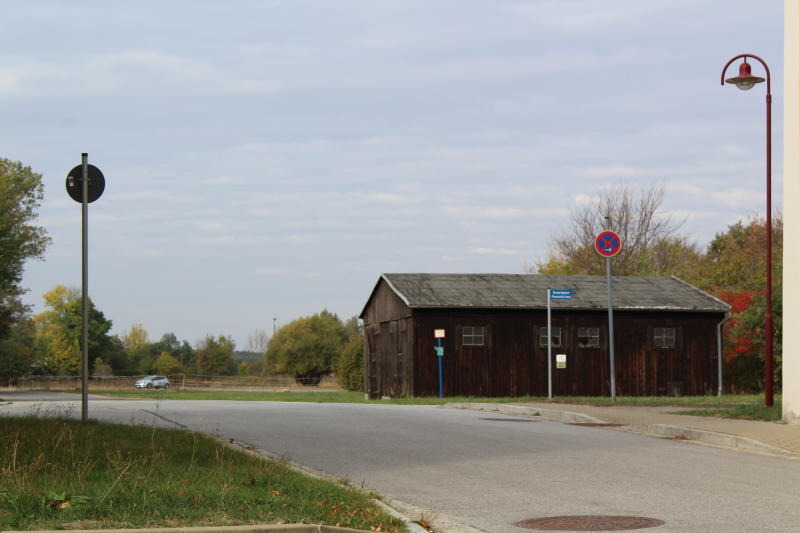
(720, 53, 774, 408)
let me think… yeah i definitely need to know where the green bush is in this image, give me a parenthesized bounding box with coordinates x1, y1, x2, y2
(337, 334, 364, 392)
(264, 310, 346, 381)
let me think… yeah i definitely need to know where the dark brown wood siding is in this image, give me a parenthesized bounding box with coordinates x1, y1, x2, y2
(413, 310, 539, 397)
(362, 279, 411, 324)
(362, 279, 415, 399)
(402, 308, 724, 398)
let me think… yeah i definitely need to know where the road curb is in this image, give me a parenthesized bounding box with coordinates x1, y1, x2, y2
(628, 423, 798, 458)
(227, 440, 430, 533)
(443, 402, 799, 460)
(443, 402, 604, 424)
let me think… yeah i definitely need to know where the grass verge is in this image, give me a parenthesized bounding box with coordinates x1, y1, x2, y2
(0, 416, 406, 532)
(94, 390, 768, 406)
(675, 402, 783, 421)
(30, 390, 782, 421)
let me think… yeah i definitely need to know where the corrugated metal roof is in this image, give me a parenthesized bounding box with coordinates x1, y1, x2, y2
(378, 273, 729, 313)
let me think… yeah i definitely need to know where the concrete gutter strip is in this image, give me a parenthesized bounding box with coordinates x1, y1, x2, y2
(378, 499, 484, 533)
(444, 403, 798, 460)
(443, 402, 604, 424)
(628, 424, 798, 458)
(372, 499, 431, 533)
(227, 440, 431, 533)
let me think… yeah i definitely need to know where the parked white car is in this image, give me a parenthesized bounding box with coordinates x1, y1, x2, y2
(134, 375, 170, 389)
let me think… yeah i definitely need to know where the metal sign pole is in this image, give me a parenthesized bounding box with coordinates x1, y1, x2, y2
(606, 257, 616, 403)
(434, 329, 445, 398)
(81, 153, 89, 421)
(595, 224, 621, 403)
(437, 337, 444, 398)
(64, 153, 105, 423)
(547, 288, 552, 400)
(717, 321, 724, 397)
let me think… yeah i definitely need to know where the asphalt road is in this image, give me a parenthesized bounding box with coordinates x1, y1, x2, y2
(2, 392, 799, 533)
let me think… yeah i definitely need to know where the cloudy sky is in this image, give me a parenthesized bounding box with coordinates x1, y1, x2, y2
(5, 1, 784, 348)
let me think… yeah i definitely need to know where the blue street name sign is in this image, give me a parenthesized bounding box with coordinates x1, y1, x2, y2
(550, 290, 574, 300)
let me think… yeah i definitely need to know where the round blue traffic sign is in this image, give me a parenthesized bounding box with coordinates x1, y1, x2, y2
(595, 230, 622, 257)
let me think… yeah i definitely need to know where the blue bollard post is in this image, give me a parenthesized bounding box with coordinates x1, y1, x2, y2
(437, 337, 444, 398)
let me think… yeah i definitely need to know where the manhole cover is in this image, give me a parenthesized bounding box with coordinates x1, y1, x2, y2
(514, 515, 665, 531)
(480, 417, 538, 422)
(568, 423, 624, 428)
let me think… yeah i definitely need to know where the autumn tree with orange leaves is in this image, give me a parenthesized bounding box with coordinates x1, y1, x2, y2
(697, 216, 783, 392)
(535, 184, 782, 393)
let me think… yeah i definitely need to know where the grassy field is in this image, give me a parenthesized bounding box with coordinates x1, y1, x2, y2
(90, 390, 780, 420)
(0, 417, 406, 532)
(96, 389, 767, 406)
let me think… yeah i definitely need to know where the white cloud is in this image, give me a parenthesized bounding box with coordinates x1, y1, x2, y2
(0, 68, 24, 93)
(369, 193, 416, 204)
(468, 247, 524, 256)
(582, 166, 645, 178)
(254, 268, 285, 276)
(711, 188, 759, 209)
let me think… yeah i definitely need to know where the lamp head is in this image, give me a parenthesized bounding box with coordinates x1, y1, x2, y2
(725, 60, 765, 91)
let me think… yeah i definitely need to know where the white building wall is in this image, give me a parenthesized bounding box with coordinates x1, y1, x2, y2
(784, 0, 800, 423)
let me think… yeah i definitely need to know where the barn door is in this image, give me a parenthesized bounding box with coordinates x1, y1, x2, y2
(390, 321, 400, 397)
(365, 325, 381, 399)
(396, 320, 407, 397)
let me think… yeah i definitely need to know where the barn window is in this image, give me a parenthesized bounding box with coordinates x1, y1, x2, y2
(539, 327, 561, 347)
(462, 326, 485, 346)
(654, 327, 675, 348)
(577, 327, 600, 348)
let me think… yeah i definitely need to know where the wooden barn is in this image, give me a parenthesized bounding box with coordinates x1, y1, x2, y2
(360, 273, 730, 398)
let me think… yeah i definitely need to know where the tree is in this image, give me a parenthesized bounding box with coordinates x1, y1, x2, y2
(33, 285, 115, 375)
(0, 319, 35, 382)
(247, 329, 270, 354)
(121, 323, 151, 373)
(122, 323, 149, 355)
(336, 333, 364, 392)
(237, 361, 251, 376)
(533, 184, 703, 278)
(151, 332, 195, 372)
(195, 335, 237, 376)
(153, 352, 182, 375)
(699, 216, 783, 392)
(92, 357, 113, 377)
(697, 215, 783, 292)
(0, 159, 50, 339)
(533, 188, 784, 392)
(249, 359, 264, 376)
(102, 335, 129, 375)
(264, 310, 347, 383)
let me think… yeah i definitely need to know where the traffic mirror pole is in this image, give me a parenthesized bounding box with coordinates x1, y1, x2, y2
(81, 154, 89, 421)
(65, 154, 106, 422)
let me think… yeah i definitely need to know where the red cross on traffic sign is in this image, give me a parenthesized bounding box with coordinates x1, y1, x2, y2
(595, 230, 622, 257)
